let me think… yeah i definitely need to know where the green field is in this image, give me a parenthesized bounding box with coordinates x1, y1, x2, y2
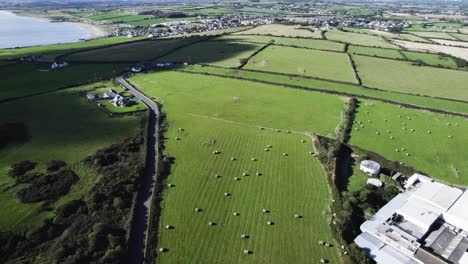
(353, 55, 468, 101)
(325, 29, 400, 49)
(244, 46, 357, 83)
(216, 35, 345, 51)
(0, 84, 144, 233)
(350, 100, 468, 185)
(451, 33, 468, 42)
(348, 46, 404, 59)
(409, 31, 458, 40)
(182, 65, 468, 114)
(343, 28, 431, 43)
(401, 51, 460, 69)
(130, 71, 343, 263)
(157, 40, 264, 67)
(65, 37, 200, 62)
(0, 63, 128, 101)
(405, 23, 461, 32)
(0, 36, 145, 61)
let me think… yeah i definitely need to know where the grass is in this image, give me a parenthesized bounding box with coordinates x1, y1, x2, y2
(65, 37, 200, 62)
(451, 33, 468, 42)
(235, 24, 322, 38)
(0, 62, 128, 101)
(156, 40, 264, 68)
(181, 65, 468, 114)
(350, 100, 468, 185)
(0, 36, 146, 61)
(244, 46, 357, 83)
(0, 84, 144, 234)
(348, 46, 404, 59)
(401, 51, 460, 69)
(129, 71, 343, 263)
(353, 55, 468, 101)
(215, 35, 345, 51)
(405, 23, 461, 32)
(325, 29, 400, 49)
(343, 28, 431, 43)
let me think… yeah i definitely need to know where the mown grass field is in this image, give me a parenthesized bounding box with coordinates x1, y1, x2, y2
(343, 28, 431, 43)
(401, 51, 460, 69)
(0, 84, 144, 234)
(452, 33, 468, 42)
(353, 55, 468, 101)
(325, 29, 400, 49)
(235, 24, 322, 38)
(348, 46, 404, 59)
(244, 46, 357, 83)
(156, 40, 264, 67)
(350, 100, 468, 185)
(0, 36, 146, 61)
(130, 71, 343, 263)
(65, 37, 201, 62)
(216, 35, 345, 51)
(0, 63, 128, 101)
(182, 65, 468, 114)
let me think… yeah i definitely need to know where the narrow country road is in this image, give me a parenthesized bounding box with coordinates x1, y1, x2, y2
(117, 75, 158, 264)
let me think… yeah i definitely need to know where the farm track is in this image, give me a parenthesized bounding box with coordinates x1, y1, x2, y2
(178, 69, 468, 118)
(117, 75, 159, 264)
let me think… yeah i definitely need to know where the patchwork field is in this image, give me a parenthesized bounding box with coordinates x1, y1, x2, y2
(350, 100, 468, 185)
(348, 46, 404, 59)
(0, 63, 128, 101)
(235, 24, 322, 38)
(452, 33, 468, 42)
(353, 55, 468, 101)
(392, 39, 468, 61)
(344, 28, 431, 42)
(156, 40, 264, 67)
(409, 31, 457, 40)
(65, 37, 201, 62)
(325, 29, 400, 49)
(130, 71, 344, 263)
(216, 35, 345, 51)
(0, 84, 144, 233)
(182, 65, 468, 114)
(244, 45, 357, 83)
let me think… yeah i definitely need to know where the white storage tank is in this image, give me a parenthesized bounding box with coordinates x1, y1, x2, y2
(360, 160, 381, 176)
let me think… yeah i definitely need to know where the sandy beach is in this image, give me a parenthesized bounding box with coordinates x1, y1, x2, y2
(73, 22, 108, 38)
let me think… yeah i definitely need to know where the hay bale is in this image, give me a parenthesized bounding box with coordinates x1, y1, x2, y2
(251, 158, 256, 161)
(294, 214, 302, 218)
(255, 172, 261, 176)
(301, 139, 306, 143)
(208, 222, 216, 226)
(242, 172, 248, 176)
(174, 137, 180, 140)
(282, 153, 288, 156)
(243, 249, 251, 254)
(231, 157, 236, 161)
(167, 183, 174, 187)
(267, 221, 273, 225)
(320, 258, 327, 263)
(215, 174, 221, 178)
(241, 234, 248, 239)
(224, 192, 230, 196)
(319, 240, 324, 245)
(234, 177, 240, 181)
(165, 225, 172, 230)
(159, 247, 167, 252)
(233, 212, 239, 216)
(264, 148, 269, 151)
(194, 208, 202, 212)
(262, 209, 269, 213)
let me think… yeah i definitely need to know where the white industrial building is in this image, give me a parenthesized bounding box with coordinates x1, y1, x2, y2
(355, 173, 468, 264)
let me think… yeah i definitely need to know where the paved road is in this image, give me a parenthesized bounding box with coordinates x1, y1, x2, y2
(117, 75, 158, 264)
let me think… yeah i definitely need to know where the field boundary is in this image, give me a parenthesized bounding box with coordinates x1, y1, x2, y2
(347, 53, 362, 85)
(237, 42, 271, 69)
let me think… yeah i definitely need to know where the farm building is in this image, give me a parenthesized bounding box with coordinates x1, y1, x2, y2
(366, 178, 383, 188)
(359, 160, 381, 175)
(354, 173, 468, 264)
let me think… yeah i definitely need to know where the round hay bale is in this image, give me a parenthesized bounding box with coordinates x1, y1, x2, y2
(267, 221, 273, 225)
(194, 208, 202, 212)
(208, 222, 215, 226)
(233, 212, 239, 216)
(224, 192, 230, 196)
(159, 247, 167, 252)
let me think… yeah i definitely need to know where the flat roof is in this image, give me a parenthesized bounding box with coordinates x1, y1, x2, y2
(355, 233, 419, 264)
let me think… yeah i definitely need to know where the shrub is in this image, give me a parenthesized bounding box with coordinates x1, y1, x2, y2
(8, 160, 37, 178)
(46, 160, 67, 172)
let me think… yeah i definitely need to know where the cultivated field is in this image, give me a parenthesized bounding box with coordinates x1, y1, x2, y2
(129, 71, 344, 263)
(325, 29, 400, 49)
(182, 65, 468, 114)
(65, 37, 201, 62)
(0, 84, 144, 233)
(353, 55, 468, 101)
(235, 24, 322, 38)
(350, 100, 468, 185)
(348, 46, 404, 59)
(430, 39, 468, 48)
(156, 40, 264, 67)
(0, 63, 128, 101)
(452, 33, 468, 42)
(392, 40, 468, 62)
(244, 45, 357, 83)
(215, 35, 345, 51)
(344, 28, 431, 42)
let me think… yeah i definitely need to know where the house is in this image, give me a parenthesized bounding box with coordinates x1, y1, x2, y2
(86, 93, 96, 101)
(102, 89, 118, 99)
(354, 174, 468, 264)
